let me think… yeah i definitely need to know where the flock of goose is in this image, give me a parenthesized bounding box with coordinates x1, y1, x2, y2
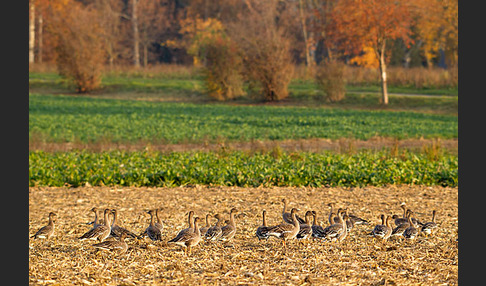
(30, 199, 438, 255)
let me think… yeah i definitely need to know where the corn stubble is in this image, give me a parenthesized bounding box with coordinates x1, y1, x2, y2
(29, 185, 457, 285)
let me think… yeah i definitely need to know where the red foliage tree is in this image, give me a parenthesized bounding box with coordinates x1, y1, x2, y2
(327, 0, 415, 104)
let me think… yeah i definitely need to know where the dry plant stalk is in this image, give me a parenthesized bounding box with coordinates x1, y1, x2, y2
(29, 185, 458, 285)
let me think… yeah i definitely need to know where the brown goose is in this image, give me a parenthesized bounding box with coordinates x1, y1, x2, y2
(154, 208, 164, 232)
(176, 210, 195, 237)
(321, 209, 347, 242)
(330, 204, 368, 226)
(392, 204, 408, 226)
(219, 208, 238, 242)
(266, 208, 300, 249)
(310, 211, 326, 239)
(347, 212, 369, 225)
(421, 210, 438, 236)
(92, 232, 128, 254)
(403, 211, 419, 240)
(204, 213, 224, 241)
(256, 210, 270, 240)
(110, 209, 140, 240)
(371, 215, 392, 243)
(167, 217, 201, 255)
(282, 199, 305, 224)
(79, 208, 112, 242)
(168, 210, 196, 243)
(391, 209, 413, 238)
(394, 205, 423, 227)
(86, 207, 103, 229)
(31, 212, 57, 239)
(328, 203, 337, 225)
(144, 209, 162, 241)
(344, 209, 354, 232)
(199, 213, 211, 236)
(296, 211, 313, 241)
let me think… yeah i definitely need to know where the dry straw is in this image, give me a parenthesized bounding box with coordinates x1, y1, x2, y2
(29, 185, 458, 285)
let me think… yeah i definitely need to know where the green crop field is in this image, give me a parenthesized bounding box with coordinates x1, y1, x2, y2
(29, 93, 457, 144)
(29, 149, 457, 188)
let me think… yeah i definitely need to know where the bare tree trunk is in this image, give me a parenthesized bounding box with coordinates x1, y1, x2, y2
(298, 0, 311, 68)
(38, 13, 43, 63)
(107, 42, 114, 69)
(132, 0, 140, 68)
(378, 43, 389, 105)
(143, 44, 148, 67)
(29, 3, 35, 64)
(403, 40, 421, 68)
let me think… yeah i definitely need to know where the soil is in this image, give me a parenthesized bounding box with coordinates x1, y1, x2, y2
(29, 137, 458, 154)
(29, 185, 458, 285)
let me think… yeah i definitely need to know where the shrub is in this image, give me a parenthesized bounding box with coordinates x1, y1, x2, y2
(228, 0, 294, 102)
(200, 37, 244, 101)
(315, 60, 346, 102)
(49, 3, 106, 93)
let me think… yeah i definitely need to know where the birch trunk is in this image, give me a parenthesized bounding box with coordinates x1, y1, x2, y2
(38, 13, 43, 63)
(378, 45, 389, 105)
(29, 3, 35, 64)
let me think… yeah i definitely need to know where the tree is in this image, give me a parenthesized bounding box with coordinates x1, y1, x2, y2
(412, 0, 458, 68)
(228, 0, 294, 102)
(48, 0, 106, 93)
(328, 0, 415, 105)
(137, 0, 168, 67)
(131, 0, 140, 67)
(29, 0, 36, 64)
(92, 0, 124, 68)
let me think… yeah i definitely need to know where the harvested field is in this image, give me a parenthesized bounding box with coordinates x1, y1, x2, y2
(29, 185, 458, 285)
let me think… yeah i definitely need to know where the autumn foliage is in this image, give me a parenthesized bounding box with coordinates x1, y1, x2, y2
(47, 1, 106, 93)
(328, 0, 415, 104)
(315, 60, 346, 102)
(201, 36, 245, 101)
(29, 0, 457, 96)
(229, 0, 294, 102)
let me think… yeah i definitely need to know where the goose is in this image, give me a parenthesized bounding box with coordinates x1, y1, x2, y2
(266, 208, 300, 249)
(394, 205, 423, 227)
(205, 213, 224, 241)
(392, 204, 408, 226)
(144, 209, 162, 241)
(168, 217, 201, 255)
(330, 204, 368, 226)
(219, 208, 238, 242)
(344, 209, 354, 232)
(154, 208, 164, 232)
(310, 211, 326, 239)
(403, 211, 419, 240)
(296, 211, 313, 241)
(421, 210, 438, 236)
(92, 232, 128, 254)
(31, 212, 57, 239)
(391, 209, 413, 238)
(328, 203, 336, 225)
(255, 210, 270, 240)
(199, 213, 211, 236)
(371, 215, 392, 243)
(347, 211, 369, 225)
(321, 209, 347, 242)
(282, 199, 305, 224)
(79, 208, 112, 242)
(110, 209, 140, 240)
(175, 210, 195, 238)
(86, 207, 103, 229)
